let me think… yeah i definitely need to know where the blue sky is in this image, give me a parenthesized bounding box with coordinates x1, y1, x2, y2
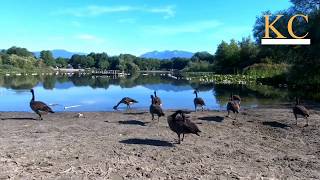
(0, 0, 292, 56)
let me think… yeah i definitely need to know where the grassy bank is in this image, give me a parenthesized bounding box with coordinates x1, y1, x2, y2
(0, 65, 54, 75)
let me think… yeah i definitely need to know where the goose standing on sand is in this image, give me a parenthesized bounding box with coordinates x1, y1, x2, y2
(113, 97, 138, 110)
(167, 110, 201, 144)
(149, 95, 165, 121)
(226, 94, 240, 120)
(232, 94, 241, 104)
(293, 97, 310, 126)
(153, 91, 162, 106)
(193, 90, 205, 112)
(30, 89, 54, 120)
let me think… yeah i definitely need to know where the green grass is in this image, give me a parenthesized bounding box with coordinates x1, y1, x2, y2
(243, 63, 289, 78)
(0, 65, 54, 75)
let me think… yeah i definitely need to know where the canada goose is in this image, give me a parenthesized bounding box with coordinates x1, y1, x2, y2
(226, 94, 240, 120)
(193, 90, 205, 111)
(232, 94, 241, 104)
(293, 97, 310, 126)
(30, 89, 54, 120)
(113, 97, 138, 110)
(167, 110, 201, 144)
(154, 91, 162, 106)
(149, 95, 165, 121)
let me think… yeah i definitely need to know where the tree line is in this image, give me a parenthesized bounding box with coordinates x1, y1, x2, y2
(0, 0, 318, 86)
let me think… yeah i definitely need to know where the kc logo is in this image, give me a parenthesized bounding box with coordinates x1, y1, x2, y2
(261, 14, 310, 45)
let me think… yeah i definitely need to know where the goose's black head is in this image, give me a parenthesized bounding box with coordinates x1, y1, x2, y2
(30, 89, 34, 93)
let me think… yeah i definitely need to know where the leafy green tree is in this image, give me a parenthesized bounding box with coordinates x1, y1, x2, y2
(70, 54, 95, 68)
(239, 37, 259, 67)
(98, 59, 109, 69)
(108, 56, 120, 70)
(87, 52, 109, 69)
(172, 58, 190, 70)
(40, 50, 56, 67)
(185, 61, 213, 72)
(125, 62, 140, 73)
(289, 10, 320, 85)
(7, 46, 33, 57)
(160, 61, 173, 70)
(215, 40, 241, 73)
(191, 52, 215, 63)
(55, 57, 68, 68)
(291, 0, 320, 13)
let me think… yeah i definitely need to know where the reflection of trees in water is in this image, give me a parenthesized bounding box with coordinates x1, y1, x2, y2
(189, 82, 214, 91)
(57, 76, 69, 83)
(43, 76, 57, 89)
(0, 74, 319, 102)
(213, 84, 289, 104)
(0, 76, 39, 89)
(69, 75, 95, 87)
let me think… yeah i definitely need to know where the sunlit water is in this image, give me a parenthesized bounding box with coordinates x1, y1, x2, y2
(0, 74, 307, 112)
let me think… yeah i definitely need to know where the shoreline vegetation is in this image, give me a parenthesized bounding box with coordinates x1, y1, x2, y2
(0, 1, 318, 86)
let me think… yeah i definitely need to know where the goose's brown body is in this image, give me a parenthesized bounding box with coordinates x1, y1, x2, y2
(293, 98, 310, 126)
(149, 95, 165, 121)
(30, 89, 54, 120)
(193, 90, 205, 111)
(113, 97, 138, 110)
(227, 94, 240, 120)
(153, 91, 162, 106)
(167, 110, 201, 144)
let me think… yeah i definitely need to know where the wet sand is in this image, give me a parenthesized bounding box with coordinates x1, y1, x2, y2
(0, 107, 320, 179)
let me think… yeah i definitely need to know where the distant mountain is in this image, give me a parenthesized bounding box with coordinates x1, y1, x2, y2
(33, 49, 86, 59)
(140, 50, 194, 60)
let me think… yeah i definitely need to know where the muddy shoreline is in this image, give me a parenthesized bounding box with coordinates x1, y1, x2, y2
(0, 107, 320, 179)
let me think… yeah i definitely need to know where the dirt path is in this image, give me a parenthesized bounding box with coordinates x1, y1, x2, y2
(0, 107, 319, 179)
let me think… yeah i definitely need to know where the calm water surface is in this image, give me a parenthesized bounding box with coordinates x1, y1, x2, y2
(0, 74, 309, 112)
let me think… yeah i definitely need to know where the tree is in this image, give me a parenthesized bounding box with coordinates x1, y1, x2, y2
(291, 0, 320, 13)
(40, 50, 56, 67)
(70, 54, 94, 68)
(87, 52, 109, 69)
(109, 56, 120, 70)
(239, 37, 259, 67)
(172, 58, 190, 70)
(215, 40, 241, 73)
(97, 59, 109, 69)
(55, 57, 68, 68)
(289, 10, 320, 85)
(125, 62, 140, 73)
(7, 46, 33, 57)
(191, 52, 215, 63)
(160, 61, 173, 70)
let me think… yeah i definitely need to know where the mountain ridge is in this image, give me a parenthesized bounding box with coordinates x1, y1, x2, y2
(140, 50, 194, 60)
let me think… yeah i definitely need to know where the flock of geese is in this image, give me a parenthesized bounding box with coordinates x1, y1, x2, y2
(29, 89, 310, 144)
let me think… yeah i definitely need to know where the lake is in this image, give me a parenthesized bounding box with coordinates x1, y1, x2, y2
(0, 73, 315, 112)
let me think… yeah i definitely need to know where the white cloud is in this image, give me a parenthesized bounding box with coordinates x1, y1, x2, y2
(55, 5, 176, 18)
(147, 5, 175, 19)
(144, 20, 222, 35)
(75, 34, 105, 44)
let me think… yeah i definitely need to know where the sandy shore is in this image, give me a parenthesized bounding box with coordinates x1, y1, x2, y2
(0, 107, 320, 179)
